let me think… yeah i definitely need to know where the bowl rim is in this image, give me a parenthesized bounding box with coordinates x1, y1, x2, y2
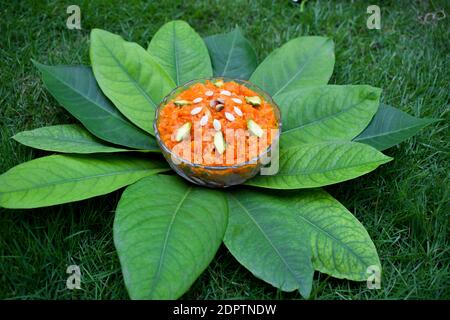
(153, 77, 282, 170)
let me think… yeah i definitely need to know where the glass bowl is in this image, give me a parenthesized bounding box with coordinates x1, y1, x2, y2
(153, 78, 281, 188)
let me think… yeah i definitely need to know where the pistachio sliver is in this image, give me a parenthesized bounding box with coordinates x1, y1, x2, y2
(214, 131, 226, 154)
(245, 96, 262, 107)
(213, 79, 224, 87)
(174, 100, 191, 107)
(175, 122, 192, 142)
(247, 120, 264, 138)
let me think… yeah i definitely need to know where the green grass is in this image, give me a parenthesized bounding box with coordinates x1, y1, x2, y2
(1, 0, 449, 300)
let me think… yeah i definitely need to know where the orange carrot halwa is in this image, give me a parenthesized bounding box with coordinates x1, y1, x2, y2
(157, 80, 278, 166)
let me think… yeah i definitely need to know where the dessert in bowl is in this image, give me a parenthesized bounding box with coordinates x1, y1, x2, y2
(154, 78, 281, 187)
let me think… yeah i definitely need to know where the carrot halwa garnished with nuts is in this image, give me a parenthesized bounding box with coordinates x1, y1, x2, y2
(157, 80, 279, 166)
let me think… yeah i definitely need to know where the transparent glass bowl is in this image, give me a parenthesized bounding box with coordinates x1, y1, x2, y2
(153, 78, 281, 188)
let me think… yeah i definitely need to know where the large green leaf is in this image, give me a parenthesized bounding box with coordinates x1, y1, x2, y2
(276, 85, 381, 145)
(90, 29, 175, 134)
(250, 36, 335, 97)
(13, 124, 131, 154)
(0, 154, 168, 209)
(148, 20, 213, 85)
(204, 26, 258, 80)
(33, 62, 159, 150)
(224, 188, 380, 298)
(245, 141, 392, 189)
(225, 191, 314, 297)
(114, 175, 228, 299)
(354, 104, 438, 150)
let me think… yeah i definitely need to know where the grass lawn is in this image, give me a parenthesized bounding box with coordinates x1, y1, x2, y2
(0, 0, 448, 300)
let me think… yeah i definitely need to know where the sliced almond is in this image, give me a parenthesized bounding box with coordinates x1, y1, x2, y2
(190, 106, 203, 115)
(200, 114, 209, 126)
(225, 112, 235, 121)
(205, 90, 214, 96)
(193, 97, 203, 104)
(175, 122, 191, 141)
(213, 119, 221, 131)
(220, 90, 231, 96)
(233, 106, 243, 117)
(231, 98, 242, 104)
(215, 104, 224, 112)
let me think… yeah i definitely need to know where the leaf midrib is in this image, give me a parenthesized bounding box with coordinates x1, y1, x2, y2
(0, 166, 159, 194)
(42, 66, 132, 126)
(354, 121, 432, 140)
(295, 209, 369, 270)
(16, 133, 120, 148)
(274, 158, 389, 176)
(282, 95, 373, 135)
(221, 28, 238, 76)
(97, 36, 158, 109)
(172, 22, 180, 85)
(150, 187, 193, 292)
(230, 194, 303, 286)
(272, 38, 330, 97)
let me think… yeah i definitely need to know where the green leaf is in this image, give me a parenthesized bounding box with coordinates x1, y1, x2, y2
(245, 141, 392, 189)
(33, 62, 159, 151)
(276, 85, 381, 145)
(224, 188, 380, 298)
(296, 190, 381, 281)
(148, 20, 213, 85)
(12, 124, 132, 154)
(354, 104, 438, 151)
(225, 191, 314, 297)
(0, 154, 168, 209)
(250, 36, 335, 97)
(114, 175, 228, 299)
(90, 29, 175, 134)
(204, 26, 258, 80)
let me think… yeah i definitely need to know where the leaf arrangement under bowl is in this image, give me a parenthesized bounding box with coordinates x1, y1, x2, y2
(0, 20, 437, 299)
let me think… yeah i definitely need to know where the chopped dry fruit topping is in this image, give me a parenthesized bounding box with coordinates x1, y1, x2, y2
(190, 106, 203, 115)
(209, 98, 225, 108)
(233, 106, 243, 117)
(214, 131, 226, 154)
(174, 100, 191, 107)
(213, 79, 224, 87)
(157, 80, 278, 166)
(175, 122, 191, 141)
(225, 112, 235, 122)
(213, 119, 221, 131)
(247, 120, 263, 137)
(245, 96, 262, 107)
(200, 114, 209, 126)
